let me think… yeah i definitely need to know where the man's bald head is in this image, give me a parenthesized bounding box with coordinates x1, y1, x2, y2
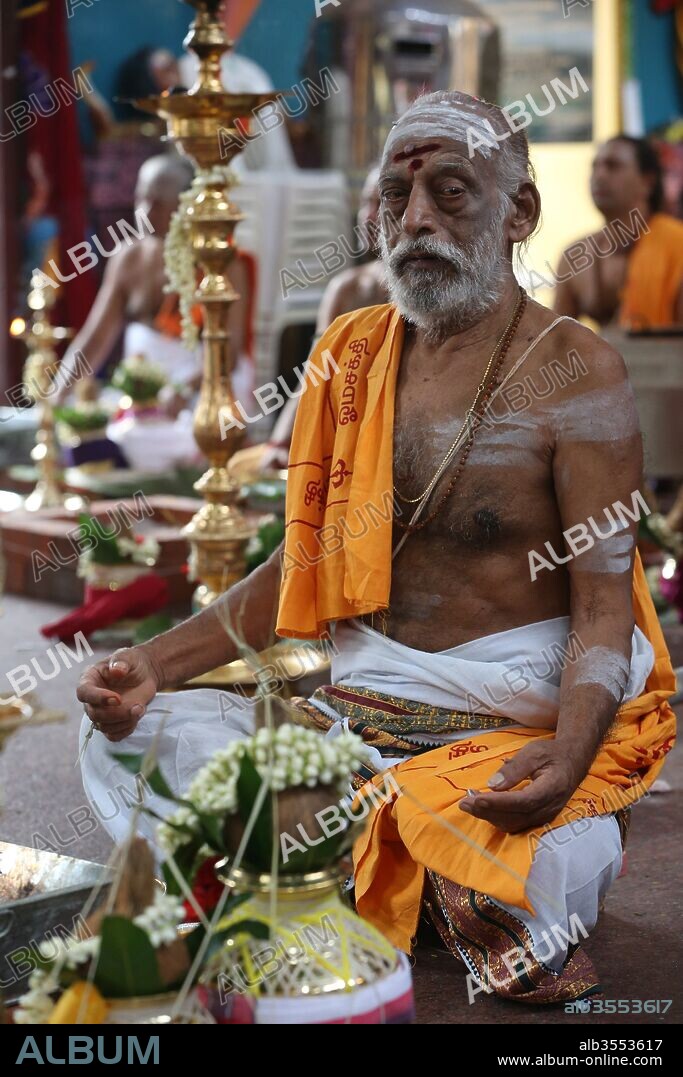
(134, 154, 194, 237)
(136, 154, 194, 206)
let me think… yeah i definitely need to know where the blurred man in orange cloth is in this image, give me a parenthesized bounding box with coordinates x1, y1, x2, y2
(56, 154, 253, 417)
(554, 135, 683, 329)
(78, 93, 675, 1006)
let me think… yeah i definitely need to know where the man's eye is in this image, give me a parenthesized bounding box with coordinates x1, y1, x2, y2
(381, 188, 405, 201)
(440, 186, 464, 197)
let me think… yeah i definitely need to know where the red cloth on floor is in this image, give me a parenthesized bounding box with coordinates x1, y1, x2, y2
(40, 573, 168, 642)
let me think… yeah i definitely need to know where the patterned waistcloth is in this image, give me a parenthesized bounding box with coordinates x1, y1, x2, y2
(292, 683, 512, 757)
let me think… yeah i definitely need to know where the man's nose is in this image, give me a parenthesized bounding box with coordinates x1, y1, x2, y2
(400, 184, 438, 237)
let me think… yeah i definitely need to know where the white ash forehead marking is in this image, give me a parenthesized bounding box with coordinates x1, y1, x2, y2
(539, 384, 640, 442)
(567, 646, 630, 701)
(382, 102, 498, 162)
(572, 531, 634, 574)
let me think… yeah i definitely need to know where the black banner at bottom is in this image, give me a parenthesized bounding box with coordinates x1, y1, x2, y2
(3, 1023, 675, 1065)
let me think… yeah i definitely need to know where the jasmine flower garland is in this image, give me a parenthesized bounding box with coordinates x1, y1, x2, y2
(14, 936, 101, 1024)
(133, 891, 186, 948)
(163, 166, 238, 350)
(14, 892, 187, 1022)
(13, 970, 60, 1025)
(157, 725, 370, 855)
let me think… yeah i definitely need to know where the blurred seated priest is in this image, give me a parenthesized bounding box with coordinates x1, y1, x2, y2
(253, 163, 388, 474)
(56, 154, 254, 470)
(553, 135, 683, 329)
(78, 92, 675, 1007)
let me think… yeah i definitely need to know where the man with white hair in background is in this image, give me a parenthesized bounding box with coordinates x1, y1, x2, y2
(78, 92, 675, 1006)
(56, 155, 253, 468)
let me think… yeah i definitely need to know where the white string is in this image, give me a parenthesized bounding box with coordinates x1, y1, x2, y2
(391, 780, 565, 919)
(72, 712, 172, 1023)
(392, 316, 571, 559)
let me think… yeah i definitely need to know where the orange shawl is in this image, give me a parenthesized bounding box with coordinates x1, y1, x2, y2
(619, 212, 683, 329)
(277, 304, 402, 639)
(276, 303, 676, 951)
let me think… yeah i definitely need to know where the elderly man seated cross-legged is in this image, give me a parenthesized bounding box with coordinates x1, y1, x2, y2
(78, 92, 676, 1007)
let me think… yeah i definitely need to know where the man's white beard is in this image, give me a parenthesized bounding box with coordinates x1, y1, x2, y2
(380, 208, 509, 342)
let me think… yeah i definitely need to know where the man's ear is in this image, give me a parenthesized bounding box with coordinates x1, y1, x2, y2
(507, 181, 541, 245)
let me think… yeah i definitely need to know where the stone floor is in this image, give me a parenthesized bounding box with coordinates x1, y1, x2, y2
(1, 593, 681, 1024)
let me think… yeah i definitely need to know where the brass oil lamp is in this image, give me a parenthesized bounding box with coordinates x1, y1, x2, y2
(10, 272, 73, 511)
(135, 0, 278, 607)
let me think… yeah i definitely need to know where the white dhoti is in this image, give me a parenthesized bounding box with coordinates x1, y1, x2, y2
(80, 615, 654, 972)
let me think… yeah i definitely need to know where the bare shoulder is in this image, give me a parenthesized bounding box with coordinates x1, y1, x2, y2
(512, 302, 640, 452)
(106, 238, 144, 280)
(525, 301, 629, 392)
(323, 266, 365, 306)
(550, 316, 628, 390)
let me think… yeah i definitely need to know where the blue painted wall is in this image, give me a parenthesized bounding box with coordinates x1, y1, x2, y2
(67, 0, 312, 106)
(237, 0, 312, 90)
(631, 1, 683, 131)
(67, 0, 191, 104)
(67, 1, 682, 134)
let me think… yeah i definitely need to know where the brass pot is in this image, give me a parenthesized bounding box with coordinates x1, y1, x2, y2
(200, 860, 413, 1024)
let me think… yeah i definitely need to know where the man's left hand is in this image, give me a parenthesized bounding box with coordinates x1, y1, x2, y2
(459, 741, 581, 834)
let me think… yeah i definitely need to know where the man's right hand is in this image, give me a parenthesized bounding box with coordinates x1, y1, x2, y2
(77, 648, 161, 742)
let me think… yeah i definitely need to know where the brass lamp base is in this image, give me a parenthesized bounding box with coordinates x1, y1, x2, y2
(182, 465, 258, 609)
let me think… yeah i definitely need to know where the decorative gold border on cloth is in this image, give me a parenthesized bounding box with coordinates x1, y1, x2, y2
(425, 872, 602, 1006)
(306, 684, 512, 736)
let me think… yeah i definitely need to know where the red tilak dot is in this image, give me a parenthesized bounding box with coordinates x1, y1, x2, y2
(393, 141, 442, 163)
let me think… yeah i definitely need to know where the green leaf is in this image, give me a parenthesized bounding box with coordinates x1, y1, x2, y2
(95, 917, 163, 998)
(236, 754, 273, 871)
(78, 514, 124, 564)
(193, 811, 224, 853)
(55, 405, 109, 431)
(112, 754, 177, 802)
(220, 918, 269, 940)
(161, 838, 204, 896)
(133, 613, 172, 644)
(205, 917, 269, 960)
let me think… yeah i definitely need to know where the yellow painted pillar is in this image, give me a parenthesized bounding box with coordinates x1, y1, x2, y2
(593, 0, 623, 140)
(525, 0, 625, 305)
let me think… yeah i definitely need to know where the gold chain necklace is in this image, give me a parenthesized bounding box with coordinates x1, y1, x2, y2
(394, 288, 527, 534)
(393, 288, 526, 505)
(367, 288, 527, 638)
